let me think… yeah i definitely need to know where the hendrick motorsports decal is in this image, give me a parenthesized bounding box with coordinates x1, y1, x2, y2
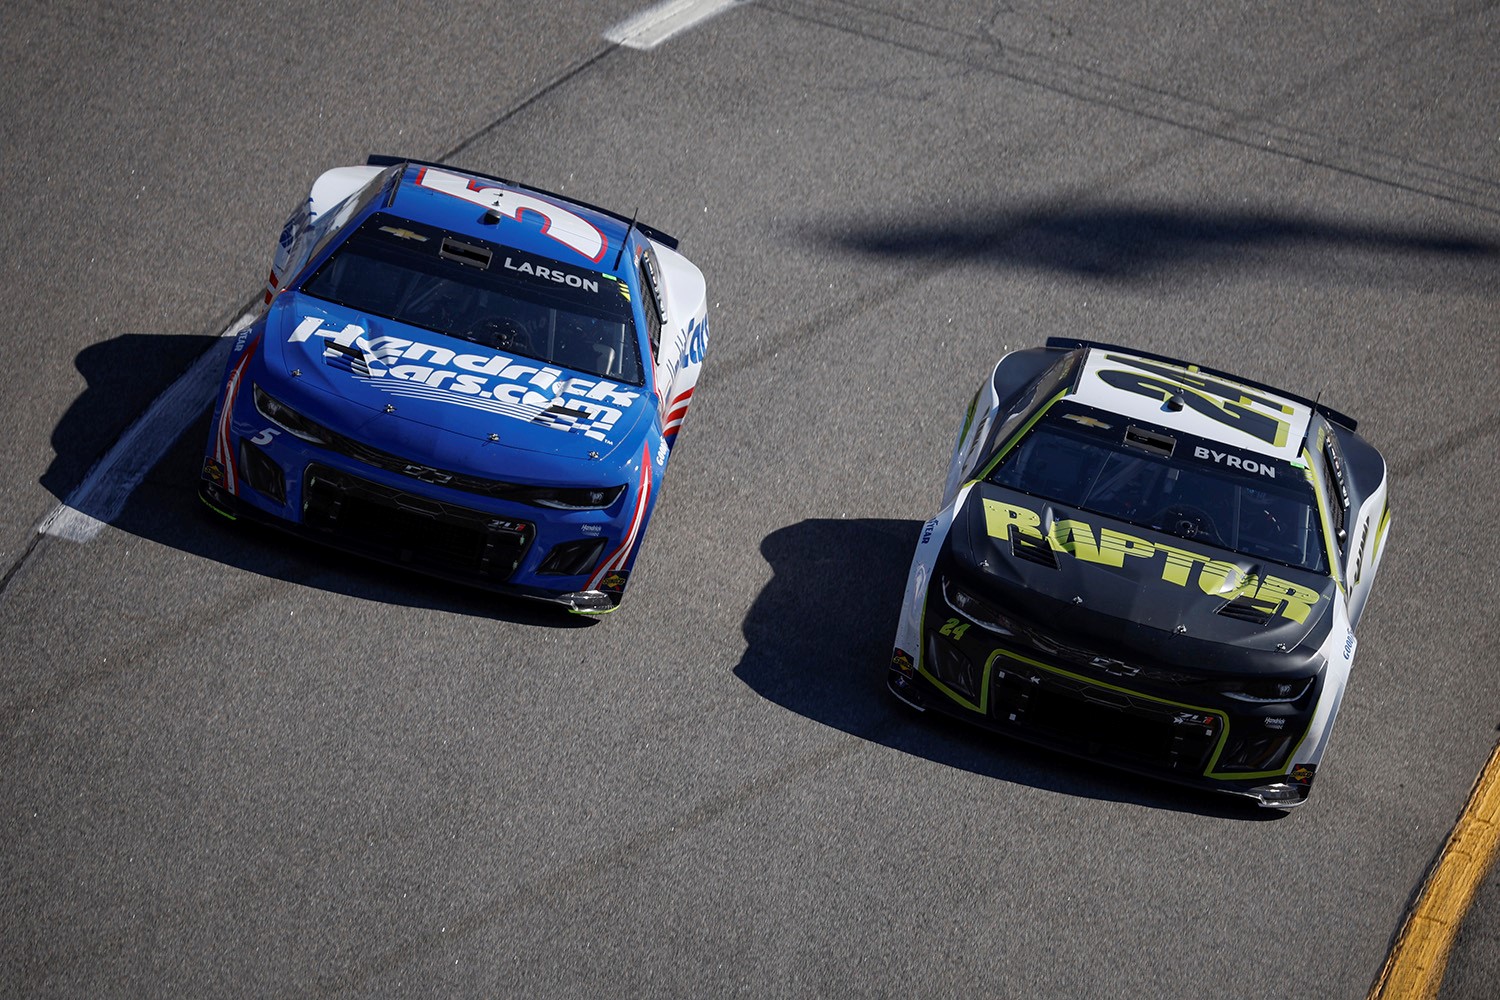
(291, 317, 640, 442)
(984, 498, 1324, 623)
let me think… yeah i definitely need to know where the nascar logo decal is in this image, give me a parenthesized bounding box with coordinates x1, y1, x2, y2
(291, 317, 640, 442)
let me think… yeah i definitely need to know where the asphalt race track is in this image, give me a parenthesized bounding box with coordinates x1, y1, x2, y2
(4, 2, 1499, 997)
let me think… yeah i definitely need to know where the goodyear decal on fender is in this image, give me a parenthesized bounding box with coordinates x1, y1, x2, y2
(982, 498, 1324, 624)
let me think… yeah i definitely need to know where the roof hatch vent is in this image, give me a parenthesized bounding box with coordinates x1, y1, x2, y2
(440, 237, 492, 269)
(1124, 425, 1176, 457)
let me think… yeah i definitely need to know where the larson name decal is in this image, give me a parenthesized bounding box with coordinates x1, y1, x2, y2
(502, 256, 599, 293)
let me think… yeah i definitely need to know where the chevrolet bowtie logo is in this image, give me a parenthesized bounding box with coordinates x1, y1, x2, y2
(402, 464, 453, 484)
(1090, 656, 1138, 677)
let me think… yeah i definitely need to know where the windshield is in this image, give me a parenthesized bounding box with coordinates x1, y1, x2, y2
(989, 416, 1327, 573)
(300, 213, 644, 385)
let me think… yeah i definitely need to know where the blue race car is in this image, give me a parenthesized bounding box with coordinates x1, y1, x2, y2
(200, 156, 709, 614)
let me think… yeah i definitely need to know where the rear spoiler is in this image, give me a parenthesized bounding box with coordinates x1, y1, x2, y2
(365, 154, 680, 251)
(1045, 337, 1358, 432)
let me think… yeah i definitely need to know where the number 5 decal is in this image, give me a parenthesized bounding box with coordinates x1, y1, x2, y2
(415, 168, 608, 262)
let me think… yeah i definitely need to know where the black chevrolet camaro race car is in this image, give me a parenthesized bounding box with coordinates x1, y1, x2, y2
(889, 339, 1391, 808)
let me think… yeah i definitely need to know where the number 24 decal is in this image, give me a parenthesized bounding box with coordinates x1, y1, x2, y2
(938, 617, 970, 640)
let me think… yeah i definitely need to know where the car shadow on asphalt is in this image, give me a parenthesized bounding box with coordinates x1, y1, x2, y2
(40, 333, 223, 505)
(811, 202, 1500, 285)
(734, 517, 1285, 820)
(105, 405, 595, 629)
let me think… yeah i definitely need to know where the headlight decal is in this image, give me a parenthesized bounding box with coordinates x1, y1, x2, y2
(253, 384, 333, 445)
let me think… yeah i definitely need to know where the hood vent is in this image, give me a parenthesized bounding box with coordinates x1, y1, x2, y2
(1010, 531, 1059, 569)
(323, 339, 373, 376)
(1216, 595, 1280, 626)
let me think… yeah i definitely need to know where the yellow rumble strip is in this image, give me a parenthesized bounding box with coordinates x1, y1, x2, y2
(1370, 738, 1500, 999)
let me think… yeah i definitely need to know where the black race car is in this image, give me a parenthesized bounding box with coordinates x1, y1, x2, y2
(889, 339, 1391, 808)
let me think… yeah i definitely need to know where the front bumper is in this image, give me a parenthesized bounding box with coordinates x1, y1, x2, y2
(201, 424, 639, 616)
(889, 612, 1323, 809)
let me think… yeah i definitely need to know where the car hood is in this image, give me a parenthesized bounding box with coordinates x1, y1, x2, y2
(948, 483, 1337, 673)
(259, 295, 652, 466)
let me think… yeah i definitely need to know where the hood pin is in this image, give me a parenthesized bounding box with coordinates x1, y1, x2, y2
(384, 404, 396, 413)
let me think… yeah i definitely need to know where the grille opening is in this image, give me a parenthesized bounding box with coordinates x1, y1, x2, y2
(1217, 734, 1295, 772)
(301, 465, 532, 582)
(537, 538, 606, 577)
(240, 441, 286, 504)
(926, 634, 980, 700)
(992, 666, 1221, 773)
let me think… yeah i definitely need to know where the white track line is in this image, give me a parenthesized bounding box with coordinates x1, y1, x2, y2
(605, 0, 744, 51)
(37, 312, 254, 543)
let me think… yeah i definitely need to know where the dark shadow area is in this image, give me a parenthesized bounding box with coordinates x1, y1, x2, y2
(817, 203, 1500, 285)
(105, 402, 594, 629)
(34, 332, 589, 626)
(736, 518, 1284, 819)
(41, 334, 221, 502)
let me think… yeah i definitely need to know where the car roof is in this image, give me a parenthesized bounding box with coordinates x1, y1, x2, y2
(380, 161, 645, 274)
(1065, 344, 1315, 463)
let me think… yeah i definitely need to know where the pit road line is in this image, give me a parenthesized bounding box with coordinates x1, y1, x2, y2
(1370, 738, 1500, 999)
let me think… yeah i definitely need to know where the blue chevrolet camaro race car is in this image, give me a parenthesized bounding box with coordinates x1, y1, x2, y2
(890, 339, 1391, 807)
(200, 156, 708, 614)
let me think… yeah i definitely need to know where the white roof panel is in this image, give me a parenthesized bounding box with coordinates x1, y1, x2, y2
(1071, 347, 1313, 462)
